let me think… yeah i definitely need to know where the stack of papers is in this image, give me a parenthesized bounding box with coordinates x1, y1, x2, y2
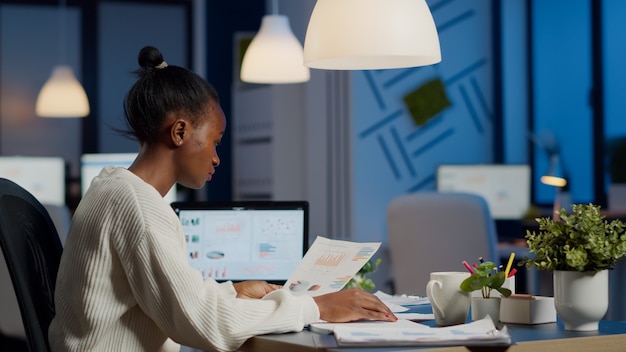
(331, 316, 511, 347)
(372, 291, 434, 320)
(373, 290, 430, 306)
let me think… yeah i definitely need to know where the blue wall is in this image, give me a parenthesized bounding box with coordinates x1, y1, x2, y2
(352, 1, 496, 243)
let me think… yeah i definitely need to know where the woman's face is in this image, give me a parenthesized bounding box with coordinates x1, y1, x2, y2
(177, 100, 226, 189)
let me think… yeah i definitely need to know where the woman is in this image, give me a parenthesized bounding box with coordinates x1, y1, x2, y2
(48, 46, 396, 352)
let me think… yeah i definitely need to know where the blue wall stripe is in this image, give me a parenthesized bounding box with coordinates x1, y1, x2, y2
(411, 127, 455, 158)
(429, 0, 455, 13)
(378, 134, 401, 180)
(408, 174, 436, 193)
(363, 70, 385, 110)
(459, 84, 484, 133)
(390, 126, 417, 177)
(383, 67, 421, 88)
(470, 76, 492, 121)
(359, 109, 403, 139)
(445, 58, 487, 85)
(437, 9, 475, 33)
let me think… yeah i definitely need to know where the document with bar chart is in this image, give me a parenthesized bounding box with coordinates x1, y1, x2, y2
(284, 236, 381, 296)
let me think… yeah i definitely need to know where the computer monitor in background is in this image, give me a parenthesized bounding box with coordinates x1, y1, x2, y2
(80, 153, 177, 204)
(436, 164, 531, 220)
(0, 156, 66, 206)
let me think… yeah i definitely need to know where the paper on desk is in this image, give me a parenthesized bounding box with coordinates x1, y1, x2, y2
(373, 291, 434, 319)
(310, 318, 427, 335)
(374, 290, 430, 306)
(334, 315, 511, 347)
(284, 236, 381, 297)
(394, 312, 435, 320)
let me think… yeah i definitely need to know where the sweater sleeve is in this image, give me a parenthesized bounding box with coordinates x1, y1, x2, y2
(120, 223, 319, 352)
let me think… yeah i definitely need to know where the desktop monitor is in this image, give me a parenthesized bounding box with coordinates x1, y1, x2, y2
(436, 164, 531, 220)
(0, 156, 65, 206)
(80, 153, 177, 204)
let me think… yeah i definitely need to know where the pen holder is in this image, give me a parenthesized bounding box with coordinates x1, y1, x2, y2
(501, 276, 516, 296)
(500, 295, 557, 324)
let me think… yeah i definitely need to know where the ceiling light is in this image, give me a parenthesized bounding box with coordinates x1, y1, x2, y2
(303, 0, 441, 70)
(240, 0, 309, 84)
(36, 0, 89, 118)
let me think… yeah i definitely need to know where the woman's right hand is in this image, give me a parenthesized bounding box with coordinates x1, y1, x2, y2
(312, 288, 397, 323)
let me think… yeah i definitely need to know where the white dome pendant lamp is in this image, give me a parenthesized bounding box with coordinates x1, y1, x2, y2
(304, 0, 442, 70)
(36, 0, 90, 118)
(240, 0, 310, 84)
(36, 65, 90, 117)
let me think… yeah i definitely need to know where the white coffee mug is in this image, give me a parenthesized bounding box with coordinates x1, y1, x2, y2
(426, 271, 471, 326)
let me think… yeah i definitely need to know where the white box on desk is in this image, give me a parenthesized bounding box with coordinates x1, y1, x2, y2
(500, 296, 556, 324)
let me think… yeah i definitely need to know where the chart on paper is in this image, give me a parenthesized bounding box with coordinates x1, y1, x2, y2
(284, 236, 381, 296)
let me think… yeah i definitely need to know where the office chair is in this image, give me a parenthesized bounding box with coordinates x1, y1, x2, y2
(387, 191, 498, 296)
(0, 178, 64, 352)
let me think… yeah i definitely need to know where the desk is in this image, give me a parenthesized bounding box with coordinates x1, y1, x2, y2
(241, 320, 626, 352)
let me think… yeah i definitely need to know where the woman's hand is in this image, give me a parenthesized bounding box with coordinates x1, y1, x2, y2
(313, 288, 397, 322)
(233, 281, 282, 299)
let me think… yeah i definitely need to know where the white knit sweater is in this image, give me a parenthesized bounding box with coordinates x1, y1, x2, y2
(48, 167, 319, 352)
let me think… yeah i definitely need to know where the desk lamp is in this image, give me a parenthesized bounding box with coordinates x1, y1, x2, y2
(541, 153, 568, 221)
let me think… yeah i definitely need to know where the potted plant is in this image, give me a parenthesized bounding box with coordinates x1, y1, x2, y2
(519, 203, 626, 331)
(344, 258, 381, 291)
(460, 261, 512, 324)
(606, 135, 626, 211)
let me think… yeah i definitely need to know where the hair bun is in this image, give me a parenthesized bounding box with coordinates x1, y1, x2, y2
(138, 46, 165, 70)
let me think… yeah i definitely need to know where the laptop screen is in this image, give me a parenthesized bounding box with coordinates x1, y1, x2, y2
(171, 201, 309, 284)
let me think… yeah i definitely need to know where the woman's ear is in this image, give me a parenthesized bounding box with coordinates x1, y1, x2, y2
(170, 119, 186, 147)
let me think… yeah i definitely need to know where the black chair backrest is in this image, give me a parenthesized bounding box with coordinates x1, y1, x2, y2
(0, 178, 63, 352)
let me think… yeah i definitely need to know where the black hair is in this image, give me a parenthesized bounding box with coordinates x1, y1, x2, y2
(122, 45, 219, 144)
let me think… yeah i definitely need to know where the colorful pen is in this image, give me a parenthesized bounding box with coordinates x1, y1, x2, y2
(507, 268, 518, 278)
(462, 260, 475, 274)
(504, 252, 515, 277)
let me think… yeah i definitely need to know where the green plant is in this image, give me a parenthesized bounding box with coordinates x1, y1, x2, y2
(344, 258, 381, 291)
(459, 261, 512, 299)
(519, 204, 626, 272)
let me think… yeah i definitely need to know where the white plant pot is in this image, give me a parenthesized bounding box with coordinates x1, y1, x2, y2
(471, 297, 501, 326)
(553, 270, 608, 331)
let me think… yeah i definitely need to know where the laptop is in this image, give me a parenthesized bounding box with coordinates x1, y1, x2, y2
(171, 200, 309, 285)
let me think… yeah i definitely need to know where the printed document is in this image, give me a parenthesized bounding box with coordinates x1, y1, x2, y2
(333, 315, 511, 347)
(284, 236, 380, 297)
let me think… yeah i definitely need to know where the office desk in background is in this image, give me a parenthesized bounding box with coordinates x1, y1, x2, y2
(240, 319, 626, 352)
(495, 211, 626, 321)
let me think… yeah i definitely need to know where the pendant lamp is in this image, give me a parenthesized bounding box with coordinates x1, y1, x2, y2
(303, 0, 441, 70)
(36, 0, 89, 118)
(240, 0, 310, 84)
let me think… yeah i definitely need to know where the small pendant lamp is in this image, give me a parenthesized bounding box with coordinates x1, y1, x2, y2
(240, 0, 310, 84)
(36, 65, 90, 118)
(36, 0, 89, 118)
(303, 0, 441, 70)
